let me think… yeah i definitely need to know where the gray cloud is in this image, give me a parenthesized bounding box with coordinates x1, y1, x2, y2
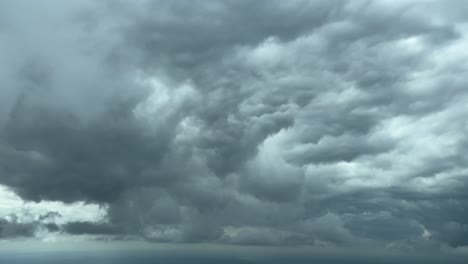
(63, 221, 121, 235)
(0, 218, 36, 238)
(0, 0, 468, 251)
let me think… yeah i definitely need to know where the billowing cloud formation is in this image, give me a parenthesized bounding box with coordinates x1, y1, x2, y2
(1, 0, 468, 250)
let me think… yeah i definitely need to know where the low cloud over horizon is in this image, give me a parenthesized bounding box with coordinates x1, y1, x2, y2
(1, 0, 468, 256)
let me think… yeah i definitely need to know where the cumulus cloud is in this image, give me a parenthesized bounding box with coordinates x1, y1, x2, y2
(0, 0, 468, 250)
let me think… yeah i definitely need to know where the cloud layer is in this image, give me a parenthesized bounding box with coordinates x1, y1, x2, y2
(1, 0, 468, 250)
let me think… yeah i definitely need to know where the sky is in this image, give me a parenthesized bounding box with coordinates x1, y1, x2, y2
(1, 0, 468, 263)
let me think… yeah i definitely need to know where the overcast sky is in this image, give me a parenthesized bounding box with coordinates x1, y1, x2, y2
(1, 0, 468, 262)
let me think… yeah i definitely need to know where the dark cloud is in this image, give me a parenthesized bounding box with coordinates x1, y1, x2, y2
(44, 223, 60, 232)
(107, 0, 342, 75)
(0, 218, 36, 238)
(2, 101, 172, 203)
(63, 221, 121, 235)
(0, 0, 468, 251)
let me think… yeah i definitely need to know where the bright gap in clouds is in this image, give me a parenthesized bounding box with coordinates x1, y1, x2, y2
(0, 185, 107, 241)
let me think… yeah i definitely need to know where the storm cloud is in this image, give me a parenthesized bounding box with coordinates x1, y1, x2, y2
(1, 0, 468, 252)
